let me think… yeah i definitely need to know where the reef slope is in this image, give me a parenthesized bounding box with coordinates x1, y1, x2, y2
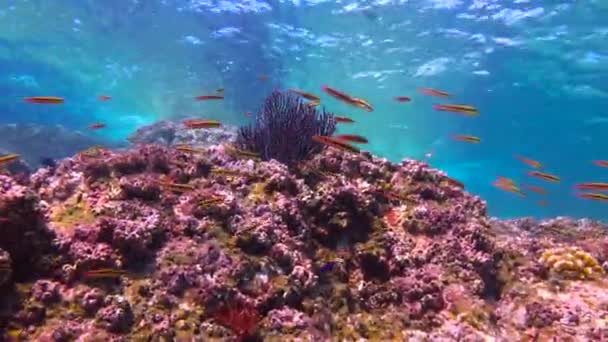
(1, 144, 607, 341)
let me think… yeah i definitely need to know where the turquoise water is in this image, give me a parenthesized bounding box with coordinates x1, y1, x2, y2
(1, 0, 607, 221)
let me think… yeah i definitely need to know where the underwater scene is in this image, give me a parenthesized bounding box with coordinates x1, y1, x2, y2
(2, 0, 608, 340)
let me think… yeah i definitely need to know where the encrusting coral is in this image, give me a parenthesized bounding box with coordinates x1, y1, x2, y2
(539, 246, 604, 280)
(0, 137, 608, 340)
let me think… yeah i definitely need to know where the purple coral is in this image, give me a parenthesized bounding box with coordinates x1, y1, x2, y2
(236, 90, 336, 166)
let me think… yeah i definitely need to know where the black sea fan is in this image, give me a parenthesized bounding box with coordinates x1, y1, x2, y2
(236, 90, 336, 166)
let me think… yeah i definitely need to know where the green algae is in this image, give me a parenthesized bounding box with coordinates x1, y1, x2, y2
(50, 193, 95, 231)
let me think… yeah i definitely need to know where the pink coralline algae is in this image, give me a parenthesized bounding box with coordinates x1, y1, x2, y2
(2, 142, 608, 340)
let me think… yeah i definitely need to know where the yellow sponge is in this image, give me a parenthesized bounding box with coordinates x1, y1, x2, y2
(539, 246, 604, 280)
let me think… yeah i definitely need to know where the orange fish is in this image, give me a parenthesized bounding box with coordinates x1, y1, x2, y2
(334, 116, 354, 124)
(417, 88, 449, 98)
(83, 268, 129, 279)
(183, 119, 221, 129)
(175, 145, 203, 154)
(306, 100, 320, 107)
(514, 155, 542, 169)
(528, 171, 560, 183)
(199, 196, 224, 208)
(194, 95, 224, 101)
(157, 179, 195, 193)
(320, 85, 373, 112)
(537, 200, 549, 207)
(452, 135, 480, 143)
(576, 192, 608, 202)
(445, 178, 465, 189)
(288, 89, 320, 102)
(89, 123, 106, 130)
(523, 185, 546, 195)
(333, 134, 368, 144)
(244, 111, 253, 117)
(495, 176, 515, 185)
(394, 96, 411, 102)
(432, 104, 479, 116)
(592, 160, 608, 168)
(312, 135, 360, 153)
(23, 96, 64, 104)
(258, 74, 269, 81)
(574, 182, 608, 191)
(351, 98, 374, 112)
(492, 180, 525, 197)
(0, 154, 19, 166)
(98, 95, 111, 101)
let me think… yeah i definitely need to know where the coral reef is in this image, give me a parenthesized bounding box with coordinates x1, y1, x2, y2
(1, 143, 608, 340)
(236, 90, 336, 166)
(128, 120, 238, 147)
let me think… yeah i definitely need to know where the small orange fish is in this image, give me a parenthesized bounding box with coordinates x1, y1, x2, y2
(333, 134, 368, 144)
(157, 180, 195, 193)
(528, 171, 560, 183)
(194, 95, 224, 101)
(244, 111, 253, 117)
(312, 135, 360, 154)
(523, 185, 546, 195)
(89, 123, 106, 130)
(23, 96, 64, 104)
(210, 166, 249, 177)
(288, 89, 320, 102)
(199, 196, 224, 208)
(351, 98, 374, 112)
(334, 116, 354, 124)
(452, 135, 480, 143)
(175, 145, 202, 154)
(258, 74, 269, 81)
(495, 176, 515, 185)
(492, 180, 525, 197)
(0, 154, 19, 166)
(576, 192, 608, 202)
(225, 145, 261, 160)
(537, 200, 549, 207)
(98, 95, 111, 101)
(514, 155, 542, 169)
(83, 268, 128, 279)
(432, 104, 479, 116)
(592, 160, 608, 168)
(394, 96, 411, 102)
(445, 178, 465, 189)
(183, 119, 221, 129)
(574, 182, 608, 191)
(320, 85, 373, 112)
(306, 100, 320, 107)
(417, 88, 449, 98)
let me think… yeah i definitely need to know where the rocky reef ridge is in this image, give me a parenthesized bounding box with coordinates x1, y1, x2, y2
(0, 143, 607, 341)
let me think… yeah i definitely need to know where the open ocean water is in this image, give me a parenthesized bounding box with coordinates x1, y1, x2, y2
(1, 0, 607, 221)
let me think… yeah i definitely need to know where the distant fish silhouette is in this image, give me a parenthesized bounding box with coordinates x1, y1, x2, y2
(39, 157, 57, 168)
(319, 261, 337, 273)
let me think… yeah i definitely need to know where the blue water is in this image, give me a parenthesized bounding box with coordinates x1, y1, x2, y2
(1, 0, 607, 221)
